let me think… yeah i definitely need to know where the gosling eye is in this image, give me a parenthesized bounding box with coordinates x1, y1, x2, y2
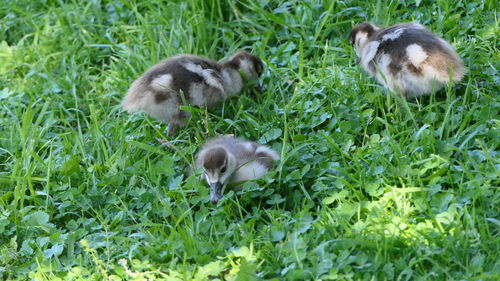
(220, 166, 226, 173)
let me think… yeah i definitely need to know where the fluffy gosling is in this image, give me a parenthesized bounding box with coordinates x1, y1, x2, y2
(195, 135, 280, 203)
(349, 22, 465, 98)
(122, 51, 263, 136)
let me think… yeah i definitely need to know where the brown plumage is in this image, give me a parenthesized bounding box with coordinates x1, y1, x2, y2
(195, 135, 280, 203)
(349, 22, 465, 98)
(122, 51, 264, 136)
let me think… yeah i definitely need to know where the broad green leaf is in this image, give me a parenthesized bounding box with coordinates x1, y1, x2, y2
(23, 211, 50, 227)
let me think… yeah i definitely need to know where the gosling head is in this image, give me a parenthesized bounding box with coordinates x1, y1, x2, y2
(224, 51, 264, 81)
(349, 22, 380, 58)
(201, 146, 236, 203)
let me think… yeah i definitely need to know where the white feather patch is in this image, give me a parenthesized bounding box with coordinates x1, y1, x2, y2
(373, 53, 393, 88)
(243, 142, 254, 151)
(406, 44, 428, 66)
(221, 69, 242, 95)
(150, 74, 173, 91)
(356, 31, 368, 46)
(182, 62, 225, 92)
(233, 161, 269, 183)
(188, 83, 205, 106)
(361, 41, 380, 70)
(140, 91, 178, 122)
(381, 28, 405, 41)
(354, 32, 368, 57)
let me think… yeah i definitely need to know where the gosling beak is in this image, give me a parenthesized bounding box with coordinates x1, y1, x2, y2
(210, 182, 223, 204)
(354, 57, 360, 66)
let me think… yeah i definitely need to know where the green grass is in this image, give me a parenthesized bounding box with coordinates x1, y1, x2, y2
(0, 0, 499, 280)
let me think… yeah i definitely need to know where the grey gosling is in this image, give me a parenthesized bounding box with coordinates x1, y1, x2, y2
(122, 51, 264, 136)
(195, 135, 280, 203)
(349, 22, 465, 98)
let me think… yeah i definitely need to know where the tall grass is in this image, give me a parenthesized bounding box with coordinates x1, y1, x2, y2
(0, 0, 499, 280)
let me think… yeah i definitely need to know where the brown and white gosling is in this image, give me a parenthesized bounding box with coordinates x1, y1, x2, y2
(195, 135, 280, 203)
(122, 51, 264, 136)
(349, 22, 465, 98)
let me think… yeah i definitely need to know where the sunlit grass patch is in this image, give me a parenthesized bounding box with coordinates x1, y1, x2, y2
(0, 0, 499, 280)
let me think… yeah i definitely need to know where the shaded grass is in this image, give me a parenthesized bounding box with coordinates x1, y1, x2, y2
(1, 0, 499, 280)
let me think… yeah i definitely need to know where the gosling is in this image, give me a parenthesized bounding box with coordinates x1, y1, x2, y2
(122, 51, 264, 136)
(195, 135, 280, 203)
(349, 22, 465, 98)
